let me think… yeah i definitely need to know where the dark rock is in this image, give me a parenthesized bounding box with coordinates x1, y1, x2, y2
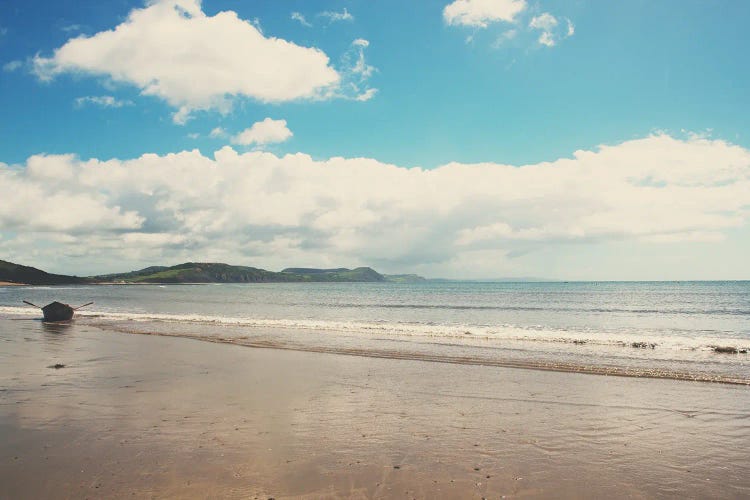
(713, 346, 738, 354)
(573, 340, 586, 345)
(739, 349, 747, 354)
(48, 364, 66, 369)
(632, 342, 656, 349)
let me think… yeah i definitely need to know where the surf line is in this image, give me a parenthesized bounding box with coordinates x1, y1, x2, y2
(91, 321, 750, 386)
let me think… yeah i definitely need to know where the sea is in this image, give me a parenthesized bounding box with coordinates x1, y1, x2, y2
(2, 281, 749, 384)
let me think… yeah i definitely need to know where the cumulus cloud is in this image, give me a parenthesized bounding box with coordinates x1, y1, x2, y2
(443, 0, 527, 28)
(74, 95, 134, 108)
(1, 134, 748, 275)
(32, 0, 341, 123)
(0, 155, 143, 233)
(445, 2, 574, 49)
(230, 118, 293, 146)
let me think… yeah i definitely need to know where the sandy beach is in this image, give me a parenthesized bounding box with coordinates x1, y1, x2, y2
(3, 0, 749, 498)
(1, 317, 748, 499)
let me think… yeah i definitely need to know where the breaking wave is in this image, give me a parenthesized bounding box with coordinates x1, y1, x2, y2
(2, 305, 748, 354)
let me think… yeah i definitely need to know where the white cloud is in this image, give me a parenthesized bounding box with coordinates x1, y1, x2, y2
(338, 39, 378, 101)
(209, 127, 227, 139)
(0, 155, 143, 233)
(61, 24, 83, 33)
(121, 232, 188, 247)
(529, 12, 557, 31)
(349, 41, 375, 78)
(2, 60, 22, 72)
(444, 0, 527, 28)
(291, 12, 312, 27)
(231, 118, 293, 146)
(538, 31, 555, 47)
(446, 2, 574, 50)
(74, 95, 134, 108)
(529, 13, 574, 48)
(33, 0, 340, 123)
(318, 8, 354, 23)
(492, 28, 518, 48)
(566, 19, 575, 37)
(354, 88, 378, 102)
(1, 134, 748, 276)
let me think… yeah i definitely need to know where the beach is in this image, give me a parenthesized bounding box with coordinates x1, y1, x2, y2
(4, 0, 750, 497)
(2, 316, 749, 499)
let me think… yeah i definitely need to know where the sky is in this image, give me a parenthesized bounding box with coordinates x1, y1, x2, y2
(1, 0, 749, 280)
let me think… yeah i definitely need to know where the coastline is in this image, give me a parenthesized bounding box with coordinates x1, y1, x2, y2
(3, 290, 749, 387)
(96, 323, 750, 386)
(2, 318, 749, 498)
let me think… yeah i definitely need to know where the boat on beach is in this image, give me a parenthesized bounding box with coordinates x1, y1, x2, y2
(22, 300, 93, 322)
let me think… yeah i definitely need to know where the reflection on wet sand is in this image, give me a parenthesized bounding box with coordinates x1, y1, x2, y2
(1, 318, 749, 499)
(41, 321, 73, 335)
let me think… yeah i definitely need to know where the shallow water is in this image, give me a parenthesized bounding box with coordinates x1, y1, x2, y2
(1, 317, 749, 498)
(2, 281, 749, 383)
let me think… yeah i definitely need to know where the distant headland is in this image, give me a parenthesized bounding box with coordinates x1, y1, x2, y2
(0, 259, 427, 285)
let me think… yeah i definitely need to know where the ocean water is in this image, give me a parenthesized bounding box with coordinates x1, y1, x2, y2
(2, 281, 749, 384)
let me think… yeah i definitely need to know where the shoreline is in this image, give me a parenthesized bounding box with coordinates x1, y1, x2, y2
(4, 279, 750, 287)
(3, 302, 748, 385)
(104, 324, 750, 386)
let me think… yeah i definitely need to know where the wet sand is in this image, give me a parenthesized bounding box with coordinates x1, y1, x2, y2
(1, 318, 749, 499)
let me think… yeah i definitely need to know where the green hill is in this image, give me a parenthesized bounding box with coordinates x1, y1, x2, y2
(99, 262, 300, 283)
(98, 263, 420, 283)
(0, 259, 88, 285)
(0, 259, 426, 285)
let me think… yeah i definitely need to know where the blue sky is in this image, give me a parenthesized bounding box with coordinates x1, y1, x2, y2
(1, 0, 749, 279)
